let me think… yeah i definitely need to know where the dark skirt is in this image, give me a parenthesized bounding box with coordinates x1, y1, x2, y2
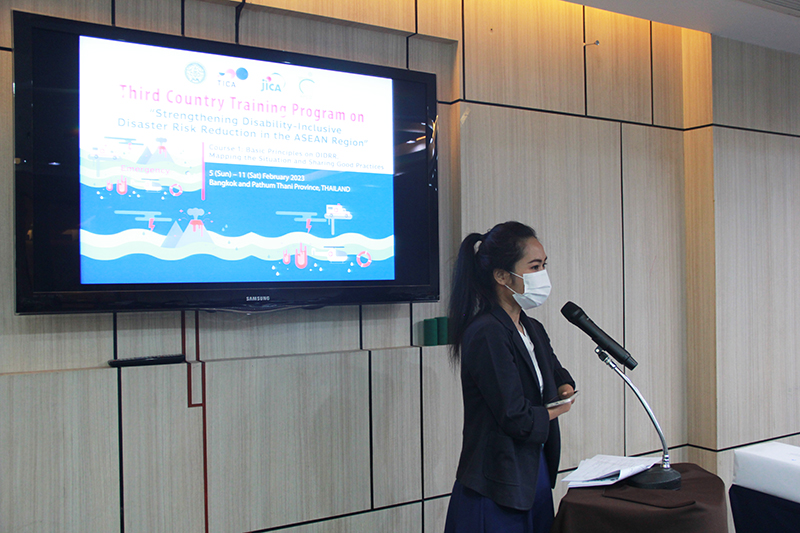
(443, 453, 554, 533)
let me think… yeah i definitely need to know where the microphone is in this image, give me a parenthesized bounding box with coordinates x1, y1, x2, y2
(561, 301, 638, 370)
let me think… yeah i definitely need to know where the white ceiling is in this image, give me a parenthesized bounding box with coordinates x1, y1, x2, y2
(572, 0, 800, 55)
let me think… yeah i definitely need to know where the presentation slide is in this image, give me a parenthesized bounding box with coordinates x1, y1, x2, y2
(78, 36, 395, 284)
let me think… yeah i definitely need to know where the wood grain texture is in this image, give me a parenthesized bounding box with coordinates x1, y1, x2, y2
(0, 51, 113, 374)
(116, 312, 183, 360)
(712, 36, 800, 136)
(464, 0, 584, 114)
(409, 36, 462, 103)
(651, 22, 683, 129)
(681, 28, 713, 129)
(417, 0, 461, 41)
(683, 127, 717, 450)
(361, 304, 411, 350)
(0, 0, 111, 48)
(238, 3, 406, 67)
(246, 0, 415, 34)
(0, 369, 120, 532)
(622, 124, 687, 455)
(204, 351, 370, 532)
(713, 127, 800, 449)
(198, 305, 360, 359)
(114, 0, 181, 34)
(239, 3, 406, 68)
(424, 496, 450, 533)
(412, 104, 458, 344)
(585, 7, 652, 124)
(279, 503, 421, 532)
(184, 0, 236, 43)
(422, 345, 462, 497)
(459, 102, 625, 467)
(121, 364, 205, 533)
(371, 347, 421, 507)
(185, 311, 198, 361)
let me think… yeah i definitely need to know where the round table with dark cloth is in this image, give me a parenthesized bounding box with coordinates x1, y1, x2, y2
(551, 463, 728, 533)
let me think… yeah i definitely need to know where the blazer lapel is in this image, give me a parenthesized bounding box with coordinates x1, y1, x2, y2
(522, 313, 556, 404)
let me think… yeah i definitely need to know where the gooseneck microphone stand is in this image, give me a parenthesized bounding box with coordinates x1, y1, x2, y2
(597, 347, 682, 490)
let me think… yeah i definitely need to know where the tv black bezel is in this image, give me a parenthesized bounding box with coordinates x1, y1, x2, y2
(13, 11, 439, 314)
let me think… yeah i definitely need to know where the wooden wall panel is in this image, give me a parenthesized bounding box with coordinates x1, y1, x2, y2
(198, 306, 360, 359)
(115, 0, 181, 35)
(246, 0, 415, 34)
(362, 304, 410, 350)
(684, 127, 717, 450)
(280, 503, 421, 532)
(682, 28, 713, 129)
(585, 7, 652, 124)
(409, 37, 462, 103)
(424, 497, 450, 533)
(185, 0, 235, 43)
(464, 0, 584, 114)
(713, 128, 800, 448)
(651, 22, 683, 129)
(0, 51, 113, 374)
(0, 369, 119, 532)
(116, 312, 183, 360)
(622, 124, 687, 455)
(459, 103, 625, 467)
(205, 351, 370, 532)
(417, 0, 461, 41)
(239, 3, 406, 68)
(713, 36, 800, 136)
(0, 0, 110, 48)
(412, 104, 458, 344)
(121, 364, 205, 533)
(422, 345, 461, 497)
(371, 347, 421, 507)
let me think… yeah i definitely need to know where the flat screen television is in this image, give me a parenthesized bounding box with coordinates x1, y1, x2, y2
(13, 11, 438, 314)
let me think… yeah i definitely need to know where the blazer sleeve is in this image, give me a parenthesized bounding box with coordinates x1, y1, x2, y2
(462, 320, 551, 444)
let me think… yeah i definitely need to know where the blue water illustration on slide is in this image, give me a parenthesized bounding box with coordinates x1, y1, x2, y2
(80, 158, 395, 284)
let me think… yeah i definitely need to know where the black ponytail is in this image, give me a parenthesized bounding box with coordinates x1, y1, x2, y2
(448, 221, 538, 364)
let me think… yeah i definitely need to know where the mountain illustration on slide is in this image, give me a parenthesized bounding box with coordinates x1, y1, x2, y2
(161, 221, 184, 248)
(135, 146, 153, 164)
(175, 220, 213, 247)
(136, 140, 174, 165)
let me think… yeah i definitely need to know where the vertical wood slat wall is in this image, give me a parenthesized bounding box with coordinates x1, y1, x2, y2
(1, 1, 798, 532)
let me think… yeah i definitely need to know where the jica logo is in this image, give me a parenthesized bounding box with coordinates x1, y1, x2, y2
(261, 73, 285, 92)
(218, 68, 248, 87)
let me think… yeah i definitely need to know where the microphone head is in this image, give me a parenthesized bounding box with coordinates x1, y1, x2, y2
(560, 301, 584, 323)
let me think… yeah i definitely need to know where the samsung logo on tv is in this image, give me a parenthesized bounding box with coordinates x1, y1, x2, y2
(246, 296, 271, 302)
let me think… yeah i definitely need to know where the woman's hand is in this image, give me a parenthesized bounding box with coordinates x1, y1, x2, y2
(548, 384, 577, 420)
(558, 384, 576, 401)
(548, 400, 572, 420)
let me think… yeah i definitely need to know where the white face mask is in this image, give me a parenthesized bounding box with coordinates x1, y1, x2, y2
(505, 270, 551, 309)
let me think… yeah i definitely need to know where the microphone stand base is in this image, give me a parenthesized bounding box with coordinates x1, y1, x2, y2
(626, 465, 682, 490)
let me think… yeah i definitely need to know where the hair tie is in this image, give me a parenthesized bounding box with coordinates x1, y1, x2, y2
(474, 233, 486, 256)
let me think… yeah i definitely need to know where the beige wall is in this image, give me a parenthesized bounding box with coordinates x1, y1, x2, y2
(0, 1, 797, 532)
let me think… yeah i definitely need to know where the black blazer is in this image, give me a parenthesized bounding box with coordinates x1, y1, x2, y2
(455, 306, 575, 511)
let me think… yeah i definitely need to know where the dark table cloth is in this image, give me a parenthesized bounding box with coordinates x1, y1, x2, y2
(551, 463, 728, 533)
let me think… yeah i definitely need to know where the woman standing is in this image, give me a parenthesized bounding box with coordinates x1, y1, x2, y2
(444, 221, 576, 533)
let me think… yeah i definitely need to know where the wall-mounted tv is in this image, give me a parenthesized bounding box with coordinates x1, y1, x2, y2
(14, 11, 438, 314)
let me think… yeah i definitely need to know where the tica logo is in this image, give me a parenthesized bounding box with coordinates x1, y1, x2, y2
(218, 67, 248, 87)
